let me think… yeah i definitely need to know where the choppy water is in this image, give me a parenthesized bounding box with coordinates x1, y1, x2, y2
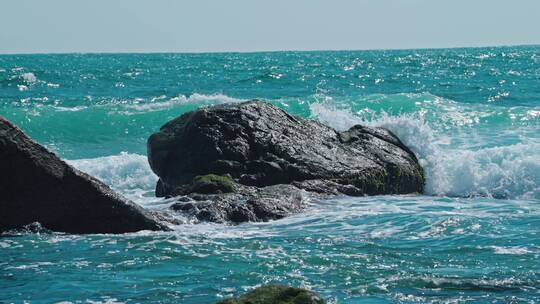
(1, 46, 540, 303)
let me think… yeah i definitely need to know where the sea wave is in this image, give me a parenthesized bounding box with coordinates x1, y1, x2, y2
(1, 70, 60, 91)
(124, 93, 244, 112)
(62, 93, 540, 201)
(5, 93, 244, 114)
(21, 93, 245, 114)
(310, 98, 540, 200)
(67, 152, 158, 203)
(65, 96, 540, 201)
(310, 92, 540, 129)
(20, 72, 37, 84)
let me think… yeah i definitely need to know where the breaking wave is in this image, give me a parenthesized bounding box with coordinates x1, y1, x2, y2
(123, 93, 243, 112)
(64, 94, 540, 202)
(309, 97, 540, 199)
(68, 152, 157, 203)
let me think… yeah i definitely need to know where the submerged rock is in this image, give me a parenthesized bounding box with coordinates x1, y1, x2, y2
(0, 117, 167, 234)
(148, 101, 424, 223)
(215, 285, 325, 304)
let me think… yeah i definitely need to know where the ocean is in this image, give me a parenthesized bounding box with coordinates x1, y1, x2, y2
(1, 46, 539, 303)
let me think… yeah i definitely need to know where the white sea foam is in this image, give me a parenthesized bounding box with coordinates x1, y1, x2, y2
(66, 96, 540, 204)
(85, 298, 125, 304)
(309, 99, 540, 200)
(309, 101, 361, 132)
(68, 152, 158, 203)
(41, 93, 243, 114)
(490, 246, 531, 255)
(126, 93, 243, 111)
(5, 261, 54, 270)
(55, 105, 89, 112)
(21, 72, 37, 84)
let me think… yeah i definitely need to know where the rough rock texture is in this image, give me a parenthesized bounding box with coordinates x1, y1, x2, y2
(171, 176, 307, 224)
(215, 285, 325, 304)
(0, 116, 167, 234)
(148, 101, 424, 223)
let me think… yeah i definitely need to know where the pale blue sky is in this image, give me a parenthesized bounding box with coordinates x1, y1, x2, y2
(1, 0, 539, 54)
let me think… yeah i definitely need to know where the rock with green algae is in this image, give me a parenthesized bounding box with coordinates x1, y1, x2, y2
(215, 285, 325, 304)
(190, 174, 235, 194)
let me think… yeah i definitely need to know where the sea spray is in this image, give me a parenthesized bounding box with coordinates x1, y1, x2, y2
(2, 47, 540, 303)
(68, 152, 158, 203)
(309, 100, 540, 199)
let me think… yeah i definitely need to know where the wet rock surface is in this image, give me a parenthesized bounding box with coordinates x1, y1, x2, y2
(0, 116, 167, 234)
(170, 176, 308, 224)
(148, 101, 424, 223)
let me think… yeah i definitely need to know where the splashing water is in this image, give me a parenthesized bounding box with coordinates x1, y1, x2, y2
(309, 94, 540, 200)
(2, 47, 540, 303)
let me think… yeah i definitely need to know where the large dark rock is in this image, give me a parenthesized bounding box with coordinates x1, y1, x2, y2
(148, 101, 424, 223)
(215, 285, 325, 304)
(0, 117, 167, 234)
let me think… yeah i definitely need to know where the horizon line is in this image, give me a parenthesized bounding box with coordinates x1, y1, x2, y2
(0, 43, 539, 56)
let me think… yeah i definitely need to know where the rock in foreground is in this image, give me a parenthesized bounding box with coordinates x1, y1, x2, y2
(0, 117, 166, 234)
(216, 285, 325, 304)
(148, 101, 424, 223)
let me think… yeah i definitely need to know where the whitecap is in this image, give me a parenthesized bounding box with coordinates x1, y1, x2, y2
(5, 261, 54, 270)
(309, 98, 540, 200)
(490, 246, 531, 255)
(67, 152, 157, 203)
(54, 105, 88, 112)
(85, 298, 125, 304)
(21, 72, 37, 84)
(126, 93, 243, 112)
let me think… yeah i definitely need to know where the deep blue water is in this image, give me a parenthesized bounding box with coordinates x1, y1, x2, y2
(1, 46, 540, 303)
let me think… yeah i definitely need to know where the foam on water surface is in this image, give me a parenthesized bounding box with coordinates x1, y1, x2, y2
(68, 153, 158, 202)
(2, 47, 540, 303)
(2, 195, 539, 303)
(309, 96, 540, 200)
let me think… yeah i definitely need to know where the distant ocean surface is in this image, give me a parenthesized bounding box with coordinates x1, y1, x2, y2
(1, 46, 540, 303)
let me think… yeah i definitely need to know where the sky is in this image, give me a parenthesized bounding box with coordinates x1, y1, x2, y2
(0, 0, 539, 54)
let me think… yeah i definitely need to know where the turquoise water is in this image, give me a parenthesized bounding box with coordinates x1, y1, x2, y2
(1, 46, 540, 303)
